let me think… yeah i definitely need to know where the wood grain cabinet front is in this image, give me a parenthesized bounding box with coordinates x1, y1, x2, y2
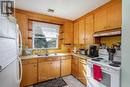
(85, 15, 94, 44)
(78, 18, 85, 44)
(94, 9, 107, 32)
(61, 58, 71, 77)
(20, 59, 37, 87)
(71, 56, 79, 79)
(74, 21, 79, 44)
(38, 58, 60, 82)
(107, 0, 122, 29)
(94, 0, 122, 32)
(78, 58, 87, 85)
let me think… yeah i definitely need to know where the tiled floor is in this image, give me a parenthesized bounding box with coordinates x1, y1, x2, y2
(63, 75, 85, 87)
(27, 75, 85, 87)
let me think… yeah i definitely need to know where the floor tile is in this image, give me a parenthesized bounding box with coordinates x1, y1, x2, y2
(63, 75, 85, 87)
(27, 75, 85, 87)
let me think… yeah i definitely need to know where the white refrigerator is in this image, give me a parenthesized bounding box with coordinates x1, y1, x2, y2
(0, 14, 22, 87)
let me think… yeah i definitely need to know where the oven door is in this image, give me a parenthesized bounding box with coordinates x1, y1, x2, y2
(87, 63, 111, 87)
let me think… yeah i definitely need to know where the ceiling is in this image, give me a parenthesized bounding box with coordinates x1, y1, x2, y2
(15, 0, 110, 20)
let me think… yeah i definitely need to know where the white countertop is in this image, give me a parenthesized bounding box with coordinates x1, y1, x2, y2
(21, 53, 72, 60)
(20, 53, 92, 60)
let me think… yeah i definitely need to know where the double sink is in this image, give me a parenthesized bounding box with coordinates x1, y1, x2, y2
(35, 53, 67, 58)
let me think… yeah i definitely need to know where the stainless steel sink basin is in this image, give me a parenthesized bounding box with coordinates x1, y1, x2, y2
(36, 53, 66, 57)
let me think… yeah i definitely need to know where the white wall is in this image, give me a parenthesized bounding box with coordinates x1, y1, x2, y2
(122, 0, 130, 87)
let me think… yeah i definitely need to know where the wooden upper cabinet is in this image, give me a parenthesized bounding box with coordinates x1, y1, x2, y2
(94, 0, 122, 32)
(94, 9, 107, 32)
(15, 13, 28, 47)
(79, 18, 85, 44)
(85, 15, 94, 44)
(107, 1, 122, 29)
(74, 21, 79, 44)
(61, 58, 71, 77)
(63, 22, 73, 44)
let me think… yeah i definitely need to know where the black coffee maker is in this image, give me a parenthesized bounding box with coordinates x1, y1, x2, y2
(88, 45, 99, 57)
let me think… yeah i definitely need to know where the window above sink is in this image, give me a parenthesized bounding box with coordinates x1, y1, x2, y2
(32, 21, 60, 49)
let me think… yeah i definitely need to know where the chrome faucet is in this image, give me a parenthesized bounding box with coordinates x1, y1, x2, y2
(45, 48, 48, 56)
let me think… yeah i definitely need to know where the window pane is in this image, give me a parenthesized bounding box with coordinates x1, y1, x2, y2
(34, 38, 48, 48)
(34, 38, 57, 49)
(32, 21, 59, 49)
(46, 38, 57, 48)
(33, 21, 59, 38)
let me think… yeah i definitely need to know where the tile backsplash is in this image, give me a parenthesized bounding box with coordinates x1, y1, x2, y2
(23, 44, 73, 55)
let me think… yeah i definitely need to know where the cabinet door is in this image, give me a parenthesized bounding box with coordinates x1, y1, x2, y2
(63, 22, 73, 44)
(61, 59, 71, 76)
(38, 62, 51, 82)
(21, 63, 37, 87)
(94, 9, 107, 32)
(74, 21, 79, 44)
(107, 1, 122, 29)
(50, 61, 60, 79)
(78, 59, 87, 85)
(72, 56, 79, 78)
(85, 15, 94, 44)
(79, 18, 85, 44)
(15, 13, 28, 47)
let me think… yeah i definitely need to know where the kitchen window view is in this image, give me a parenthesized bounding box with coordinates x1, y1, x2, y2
(32, 21, 60, 49)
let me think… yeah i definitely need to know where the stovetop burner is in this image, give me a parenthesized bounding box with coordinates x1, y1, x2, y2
(91, 59, 101, 61)
(97, 58, 103, 60)
(109, 63, 120, 67)
(112, 61, 121, 65)
(91, 57, 103, 62)
(109, 61, 121, 67)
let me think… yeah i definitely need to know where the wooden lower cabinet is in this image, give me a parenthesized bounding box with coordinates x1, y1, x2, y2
(78, 58, 87, 85)
(21, 55, 87, 86)
(38, 60, 60, 82)
(72, 56, 87, 85)
(20, 59, 37, 87)
(72, 56, 79, 79)
(38, 61, 50, 82)
(61, 58, 71, 77)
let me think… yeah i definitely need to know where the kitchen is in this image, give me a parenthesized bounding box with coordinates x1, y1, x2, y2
(0, 0, 129, 87)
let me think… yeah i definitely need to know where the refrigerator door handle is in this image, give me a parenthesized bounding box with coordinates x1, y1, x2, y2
(17, 24, 22, 55)
(18, 57, 22, 83)
(0, 65, 2, 71)
(16, 23, 23, 83)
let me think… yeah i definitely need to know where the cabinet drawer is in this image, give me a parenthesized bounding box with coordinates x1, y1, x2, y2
(22, 59, 37, 65)
(38, 57, 61, 63)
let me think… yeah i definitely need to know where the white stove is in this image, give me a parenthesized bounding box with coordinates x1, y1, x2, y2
(87, 49, 121, 87)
